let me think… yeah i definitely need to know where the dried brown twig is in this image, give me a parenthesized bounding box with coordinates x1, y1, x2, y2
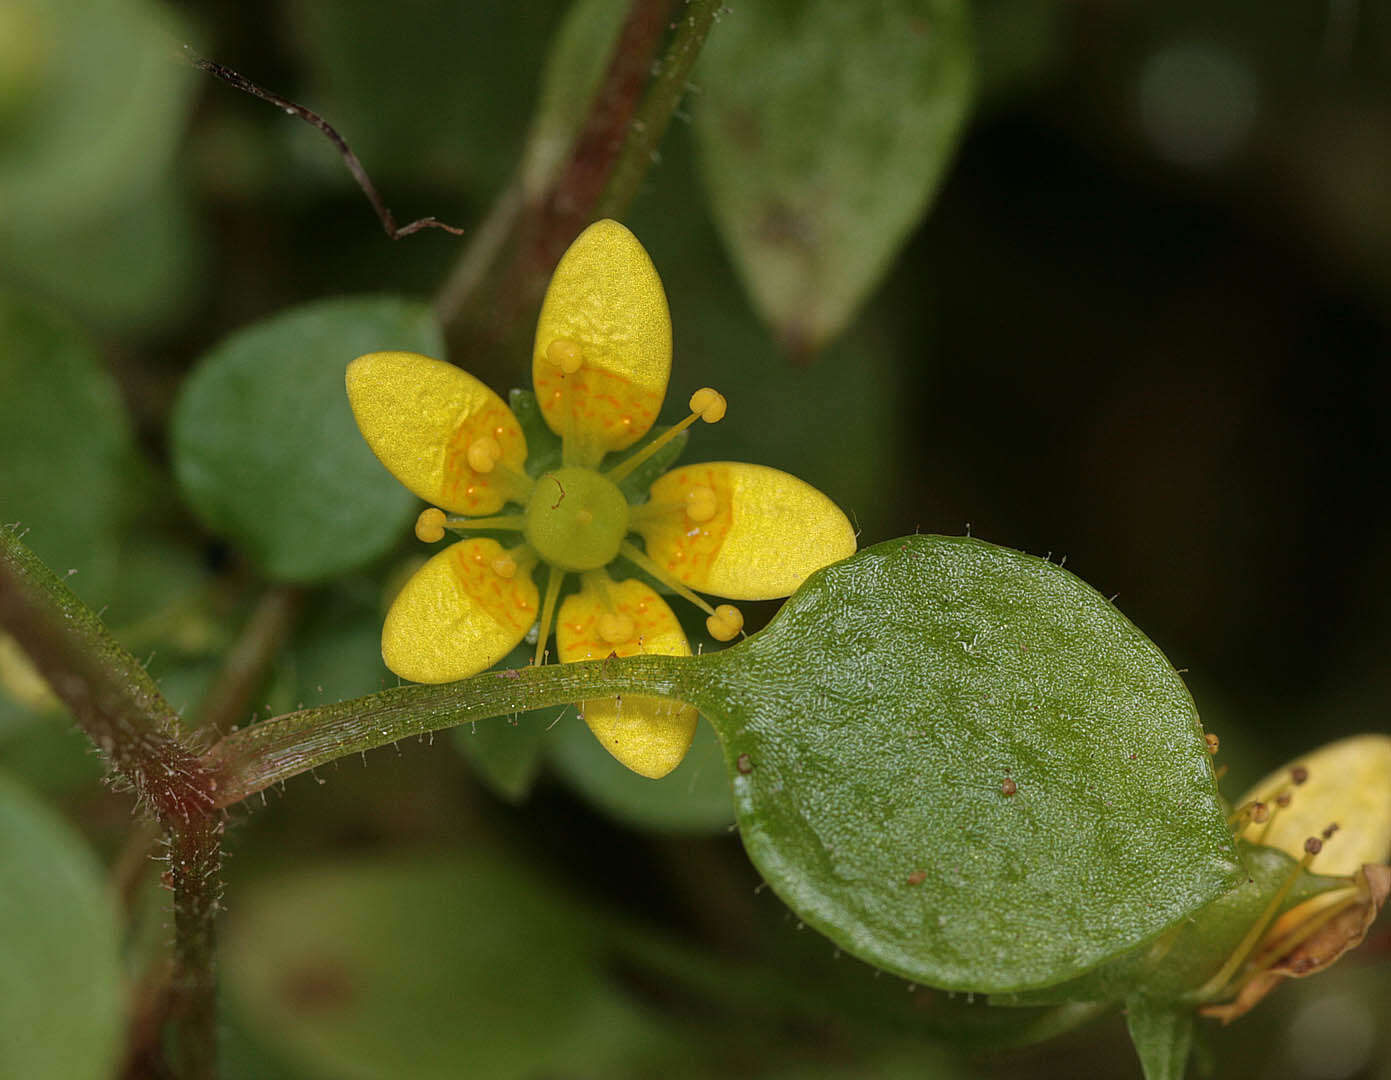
(182, 44, 464, 240)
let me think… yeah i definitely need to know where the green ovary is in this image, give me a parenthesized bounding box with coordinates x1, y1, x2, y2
(523, 467, 630, 572)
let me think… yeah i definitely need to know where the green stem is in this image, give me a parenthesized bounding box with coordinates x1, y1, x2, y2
(200, 652, 710, 807)
(595, 0, 723, 221)
(0, 525, 223, 1080)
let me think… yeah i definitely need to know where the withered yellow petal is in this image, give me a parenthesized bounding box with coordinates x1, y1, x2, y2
(1236, 734, 1391, 875)
(556, 576, 697, 779)
(635, 462, 856, 600)
(532, 220, 671, 464)
(382, 539, 537, 684)
(347, 351, 527, 515)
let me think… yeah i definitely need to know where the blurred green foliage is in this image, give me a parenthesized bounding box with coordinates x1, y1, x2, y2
(1, 0, 1388, 1077)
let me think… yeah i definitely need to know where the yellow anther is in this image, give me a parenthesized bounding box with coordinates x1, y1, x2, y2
(414, 508, 446, 543)
(706, 604, 743, 642)
(684, 485, 718, 522)
(466, 435, 502, 473)
(546, 338, 584, 374)
(598, 612, 636, 645)
(491, 554, 517, 579)
(688, 387, 727, 423)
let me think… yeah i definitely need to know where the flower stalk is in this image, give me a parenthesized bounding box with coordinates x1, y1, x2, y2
(199, 651, 708, 808)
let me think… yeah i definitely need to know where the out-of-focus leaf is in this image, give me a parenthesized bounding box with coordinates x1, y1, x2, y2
(0, 292, 140, 603)
(0, 770, 122, 1080)
(223, 853, 682, 1080)
(0, 179, 203, 333)
(0, 0, 192, 229)
(289, 0, 567, 198)
(549, 713, 734, 833)
(694, 0, 974, 351)
(171, 297, 440, 582)
(520, 0, 631, 196)
(694, 535, 1241, 993)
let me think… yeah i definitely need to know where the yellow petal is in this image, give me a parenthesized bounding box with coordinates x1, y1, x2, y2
(1235, 734, 1391, 875)
(382, 539, 537, 683)
(635, 462, 857, 600)
(532, 220, 671, 464)
(556, 576, 697, 779)
(347, 351, 527, 515)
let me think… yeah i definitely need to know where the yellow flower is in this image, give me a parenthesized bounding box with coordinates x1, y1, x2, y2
(1197, 734, 1391, 1022)
(346, 219, 856, 779)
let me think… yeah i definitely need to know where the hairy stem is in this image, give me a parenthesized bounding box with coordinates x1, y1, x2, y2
(0, 526, 223, 1079)
(201, 652, 710, 807)
(436, 0, 671, 346)
(595, 0, 723, 221)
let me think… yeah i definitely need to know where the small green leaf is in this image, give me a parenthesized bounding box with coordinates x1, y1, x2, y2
(694, 0, 974, 350)
(223, 853, 683, 1080)
(0, 292, 140, 604)
(549, 713, 734, 833)
(520, 0, 631, 196)
(1125, 996, 1194, 1080)
(696, 535, 1242, 993)
(172, 297, 441, 582)
(0, 770, 122, 1080)
(0, 0, 193, 230)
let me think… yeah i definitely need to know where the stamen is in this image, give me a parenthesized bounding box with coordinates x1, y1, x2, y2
(467, 435, 503, 473)
(605, 386, 727, 485)
(546, 338, 584, 374)
(706, 604, 743, 641)
(685, 485, 718, 522)
(618, 541, 715, 616)
(439, 514, 527, 533)
(688, 387, 727, 422)
(1191, 835, 1325, 1002)
(1205, 733, 1220, 754)
(599, 612, 636, 645)
(491, 554, 518, 579)
(534, 566, 565, 668)
(415, 508, 446, 543)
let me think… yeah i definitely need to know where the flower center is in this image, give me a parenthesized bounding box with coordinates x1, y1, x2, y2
(524, 467, 629, 572)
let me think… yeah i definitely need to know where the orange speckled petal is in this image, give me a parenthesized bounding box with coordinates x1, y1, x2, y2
(347, 351, 527, 515)
(532, 220, 671, 464)
(635, 462, 857, 601)
(556, 576, 697, 779)
(382, 539, 537, 684)
(1234, 734, 1391, 876)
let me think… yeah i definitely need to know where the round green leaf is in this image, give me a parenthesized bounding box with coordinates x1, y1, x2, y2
(172, 296, 441, 582)
(694, 0, 974, 350)
(549, 713, 735, 833)
(698, 535, 1242, 993)
(223, 853, 680, 1080)
(0, 770, 122, 1080)
(0, 291, 139, 603)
